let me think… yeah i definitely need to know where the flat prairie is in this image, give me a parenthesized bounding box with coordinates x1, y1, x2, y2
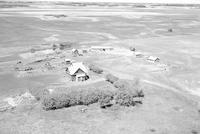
(0, 2, 200, 134)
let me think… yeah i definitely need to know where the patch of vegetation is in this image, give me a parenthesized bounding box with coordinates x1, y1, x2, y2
(29, 88, 50, 101)
(168, 28, 173, 32)
(42, 93, 70, 110)
(30, 48, 36, 53)
(59, 42, 73, 50)
(191, 130, 198, 134)
(115, 90, 136, 106)
(89, 64, 103, 74)
(41, 78, 144, 110)
(129, 46, 136, 51)
(106, 74, 119, 84)
(114, 79, 144, 97)
(42, 88, 110, 110)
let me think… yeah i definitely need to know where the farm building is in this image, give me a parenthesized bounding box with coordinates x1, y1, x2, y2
(90, 46, 114, 51)
(72, 48, 80, 57)
(66, 62, 89, 82)
(65, 59, 72, 64)
(147, 56, 160, 62)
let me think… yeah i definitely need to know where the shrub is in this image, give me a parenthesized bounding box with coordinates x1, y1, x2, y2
(129, 46, 136, 51)
(168, 28, 173, 32)
(114, 90, 136, 106)
(42, 93, 70, 110)
(80, 89, 101, 105)
(113, 79, 129, 89)
(89, 64, 103, 74)
(114, 79, 144, 98)
(30, 48, 36, 53)
(106, 74, 119, 84)
(59, 42, 73, 50)
(98, 90, 114, 108)
(52, 44, 57, 50)
(42, 88, 115, 110)
(29, 88, 50, 101)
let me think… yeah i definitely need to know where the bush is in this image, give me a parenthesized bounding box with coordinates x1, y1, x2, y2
(42, 88, 115, 110)
(98, 90, 114, 108)
(59, 42, 73, 50)
(80, 89, 101, 105)
(106, 74, 119, 84)
(41, 79, 144, 110)
(113, 79, 129, 89)
(114, 79, 144, 98)
(115, 90, 136, 106)
(89, 64, 103, 74)
(168, 28, 173, 32)
(30, 48, 36, 53)
(29, 88, 50, 101)
(42, 93, 70, 110)
(129, 46, 136, 51)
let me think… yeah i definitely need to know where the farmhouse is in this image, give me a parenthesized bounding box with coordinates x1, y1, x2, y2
(147, 56, 160, 62)
(90, 46, 114, 51)
(66, 62, 89, 82)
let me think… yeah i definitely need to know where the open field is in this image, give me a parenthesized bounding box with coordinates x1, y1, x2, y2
(0, 2, 200, 134)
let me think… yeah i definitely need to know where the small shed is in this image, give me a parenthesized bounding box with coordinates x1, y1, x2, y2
(147, 56, 160, 62)
(72, 48, 79, 57)
(66, 62, 89, 82)
(65, 59, 71, 64)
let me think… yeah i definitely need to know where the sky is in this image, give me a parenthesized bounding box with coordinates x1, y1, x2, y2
(4, 0, 200, 4)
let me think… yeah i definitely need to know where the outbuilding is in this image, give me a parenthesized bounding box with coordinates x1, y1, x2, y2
(147, 56, 160, 62)
(66, 62, 89, 82)
(65, 59, 72, 64)
(72, 48, 79, 57)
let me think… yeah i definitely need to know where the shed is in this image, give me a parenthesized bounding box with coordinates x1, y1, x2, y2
(72, 48, 79, 57)
(65, 59, 71, 64)
(147, 56, 160, 62)
(66, 62, 89, 82)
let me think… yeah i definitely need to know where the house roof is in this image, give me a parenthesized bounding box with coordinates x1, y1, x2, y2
(72, 48, 78, 52)
(67, 62, 88, 75)
(135, 51, 143, 55)
(147, 56, 160, 61)
(65, 58, 71, 62)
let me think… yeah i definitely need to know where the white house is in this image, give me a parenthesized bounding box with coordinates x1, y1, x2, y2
(147, 56, 160, 62)
(66, 62, 89, 82)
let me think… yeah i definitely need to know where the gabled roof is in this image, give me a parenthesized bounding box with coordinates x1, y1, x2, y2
(72, 48, 78, 52)
(135, 51, 143, 55)
(67, 62, 88, 75)
(147, 56, 160, 61)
